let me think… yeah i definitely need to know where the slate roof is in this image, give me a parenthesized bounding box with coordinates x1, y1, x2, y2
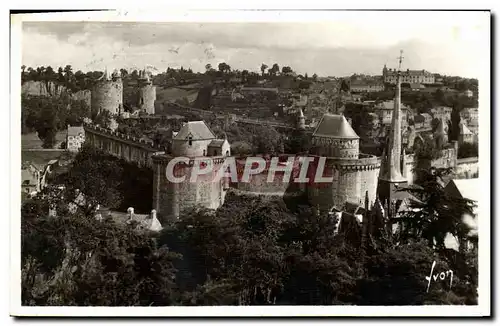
(459, 123, 473, 135)
(312, 114, 359, 139)
(208, 139, 226, 148)
(173, 121, 216, 141)
(445, 179, 479, 203)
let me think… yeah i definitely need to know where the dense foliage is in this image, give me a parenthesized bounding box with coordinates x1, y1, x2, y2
(21, 94, 91, 147)
(51, 145, 153, 213)
(22, 171, 478, 306)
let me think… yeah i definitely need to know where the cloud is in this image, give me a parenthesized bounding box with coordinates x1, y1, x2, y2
(21, 16, 489, 78)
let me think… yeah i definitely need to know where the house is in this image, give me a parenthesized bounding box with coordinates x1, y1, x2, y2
(414, 113, 432, 130)
(21, 162, 43, 195)
(460, 107, 479, 134)
(66, 125, 85, 152)
(349, 80, 384, 93)
(458, 122, 475, 145)
(373, 100, 409, 125)
(430, 106, 453, 122)
(443, 178, 479, 251)
(409, 83, 425, 91)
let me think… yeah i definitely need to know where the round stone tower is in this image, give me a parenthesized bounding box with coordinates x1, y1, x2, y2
(307, 113, 381, 211)
(152, 121, 229, 223)
(311, 114, 360, 159)
(91, 69, 123, 115)
(138, 69, 156, 115)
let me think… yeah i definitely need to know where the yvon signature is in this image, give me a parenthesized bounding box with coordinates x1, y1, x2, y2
(425, 261, 453, 292)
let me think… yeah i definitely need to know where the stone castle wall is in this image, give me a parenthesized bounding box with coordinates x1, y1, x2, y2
(306, 155, 381, 210)
(84, 124, 162, 168)
(139, 84, 156, 114)
(152, 155, 228, 222)
(91, 80, 123, 115)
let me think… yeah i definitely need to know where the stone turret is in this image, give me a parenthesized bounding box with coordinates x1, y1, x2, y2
(91, 68, 123, 115)
(138, 69, 156, 115)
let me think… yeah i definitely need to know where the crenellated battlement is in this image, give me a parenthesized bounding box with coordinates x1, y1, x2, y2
(328, 154, 381, 171)
(83, 122, 164, 151)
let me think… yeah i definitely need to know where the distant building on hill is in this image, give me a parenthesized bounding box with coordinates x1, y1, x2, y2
(382, 64, 435, 85)
(350, 80, 384, 93)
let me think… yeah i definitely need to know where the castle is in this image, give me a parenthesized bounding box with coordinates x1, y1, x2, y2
(82, 55, 477, 225)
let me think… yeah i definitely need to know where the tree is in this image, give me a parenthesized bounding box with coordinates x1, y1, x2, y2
(396, 168, 476, 251)
(251, 125, 284, 154)
(358, 240, 469, 305)
(22, 207, 180, 306)
(260, 63, 268, 77)
(281, 66, 293, 75)
(205, 64, 212, 72)
(218, 62, 231, 74)
(269, 63, 280, 77)
(312, 73, 318, 81)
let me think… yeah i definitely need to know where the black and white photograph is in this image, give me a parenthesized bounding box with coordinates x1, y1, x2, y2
(9, 9, 491, 317)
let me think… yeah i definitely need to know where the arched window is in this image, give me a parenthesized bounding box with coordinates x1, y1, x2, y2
(203, 149, 206, 156)
(188, 135, 193, 146)
(225, 150, 229, 156)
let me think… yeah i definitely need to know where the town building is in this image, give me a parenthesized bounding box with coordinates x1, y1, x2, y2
(430, 106, 453, 122)
(349, 80, 384, 93)
(460, 107, 479, 135)
(66, 125, 85, 152)
(444, 178, 479, 251)
(414, 113, 433, 131)
(458, 122, 475, 145)
(409, 83, 426, 91)
(373, 100, 409, 126)
(382, 64, 435, 85)
(21, 162, 43, 195)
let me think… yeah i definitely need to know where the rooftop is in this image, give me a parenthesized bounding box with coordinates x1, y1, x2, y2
(67, 126, 85, 137)
(445, 178, 479, 202)
(173, 121, 216, 141)
(208, 139, 227, 148)
(459, 122, 473, 135)
(312, 114, 359, 139)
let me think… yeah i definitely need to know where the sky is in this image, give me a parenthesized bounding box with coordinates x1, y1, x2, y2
(20, 11, 490, 78)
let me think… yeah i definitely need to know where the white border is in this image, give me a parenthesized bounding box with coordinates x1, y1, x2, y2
(9, 8, 492, 318)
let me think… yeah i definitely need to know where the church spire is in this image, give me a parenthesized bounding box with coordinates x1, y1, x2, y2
(377, 50, 408, 205)
(381, 50, 406, 182)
